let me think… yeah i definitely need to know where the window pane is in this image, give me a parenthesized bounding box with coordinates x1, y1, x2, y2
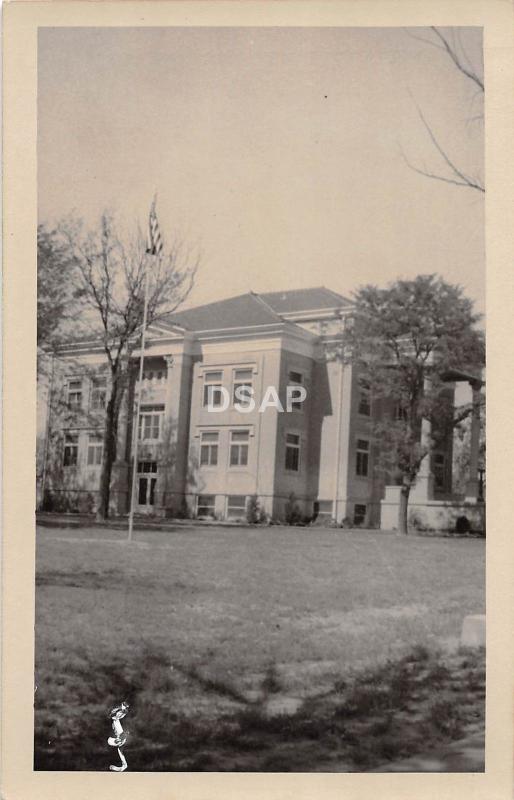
(285, 447, 299, 471)
(358, 394, 370, 415)
(230, 445, 238, 466)
(198, 495, 215, 505)
(356, 452, 369, 477)
(149, 478, 156, 505)
(357, 439, 369, 451)
(205, 371, 223, 382)
(231, 430, 249, 442)
(64, 449, 76, 467)
(227, 495, 247, 518)
(286, 433, 300, 445)
(200, 446, 209, 465)
(233, 383, 252, 404)
(204, 384, 223, 406)
(92, 390, 106, 409)
(227, 495, 246, 506)
(197, 495, 216, 517)
(201, 432, 219, 442)
(210, 446, 218, 465)
(138, 477, 147, 505)
(234, 369, 253, 381)
(354, 504, 366, 524)
(289, 371, 302, 383)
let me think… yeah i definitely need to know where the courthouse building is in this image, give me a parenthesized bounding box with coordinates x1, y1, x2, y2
(38, 287, 484, 529)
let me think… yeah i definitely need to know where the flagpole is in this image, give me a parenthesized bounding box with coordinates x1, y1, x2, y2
(128, 263, 151, 543)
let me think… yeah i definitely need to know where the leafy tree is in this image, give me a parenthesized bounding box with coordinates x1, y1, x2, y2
(58, 211, 199, 519)
(37, 224, 77, 349)
(346, 274, 484, 534)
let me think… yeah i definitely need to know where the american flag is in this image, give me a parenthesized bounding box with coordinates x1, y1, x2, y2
(146, 201, 164, 256)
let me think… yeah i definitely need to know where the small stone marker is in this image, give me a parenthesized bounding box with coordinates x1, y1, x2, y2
(460, 614, 486, 648)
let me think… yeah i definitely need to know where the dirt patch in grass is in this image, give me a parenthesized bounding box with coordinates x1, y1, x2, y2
(36, 569, 128, 590)
(34, 644, 484, 772)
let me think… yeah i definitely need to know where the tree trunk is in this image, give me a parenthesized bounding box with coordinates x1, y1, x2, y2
(97, 381, 122, 520)
(398, 482, 411, 535)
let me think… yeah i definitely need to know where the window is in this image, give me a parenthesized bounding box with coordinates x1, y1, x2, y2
(203, 371, 224, 407)
(233, 368, 253, 406)
(285, 433, 301, 472)
(143, 369, 164, 382)
(229, 430, 249, 467)
(87, 432, 103, 466)
(395, 404, 408, 422)
(63, 432, 79, 466)
(137, 461, 157, 507)
(197, 494, 216, 518)
(288, 370, 304, 411)
(67, 379, 82, 410)
(358, 380, 371, 416)
(90, 377, 107, 410)
(354, 504, 367, 526)
(200, 431, 219, 466)
(138, 405, 164, 441)
(137, 460, 157, 474)
(433, 453, 446, 490)
(227, 495, 248, 519)
(356, 439, 369, 477)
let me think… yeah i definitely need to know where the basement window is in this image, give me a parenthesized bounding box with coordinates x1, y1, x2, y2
(197, 494, 216, 518)
(354, 504, 367, 526)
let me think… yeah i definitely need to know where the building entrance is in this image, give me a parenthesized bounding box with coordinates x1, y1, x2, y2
(137, 461, 157, 512)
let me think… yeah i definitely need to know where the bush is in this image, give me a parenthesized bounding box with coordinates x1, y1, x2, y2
(284, 493, 303, 525)
(246, 494, 261, 524)
(408, 509, 430, 531)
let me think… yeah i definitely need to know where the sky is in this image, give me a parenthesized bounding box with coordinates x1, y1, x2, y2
(38, 26, 484, 314)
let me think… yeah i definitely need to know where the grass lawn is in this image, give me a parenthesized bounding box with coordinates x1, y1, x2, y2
(35, 525, 485, 771)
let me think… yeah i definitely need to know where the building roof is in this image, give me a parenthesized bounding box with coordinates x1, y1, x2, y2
(55, 287, 351, 351)
(163, 292, 283, 332)
(163, 287, 351, 332)
(260, 286, 352, 313)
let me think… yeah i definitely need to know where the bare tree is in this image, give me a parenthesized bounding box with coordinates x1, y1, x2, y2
(59, 211, 199, 519)
(402, 27, 484, 192)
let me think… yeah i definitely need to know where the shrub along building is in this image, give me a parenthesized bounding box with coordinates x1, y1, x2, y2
(38, 287, 484, 529)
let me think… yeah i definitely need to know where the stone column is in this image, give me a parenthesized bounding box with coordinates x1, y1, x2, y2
(153, 355, 176, 515)
(411, 414, 434, 502)
(465, 381, 483, 503)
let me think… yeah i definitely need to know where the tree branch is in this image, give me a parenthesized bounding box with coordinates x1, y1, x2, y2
(430, 27, 484, 93)
(400, 131, 484, 193)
